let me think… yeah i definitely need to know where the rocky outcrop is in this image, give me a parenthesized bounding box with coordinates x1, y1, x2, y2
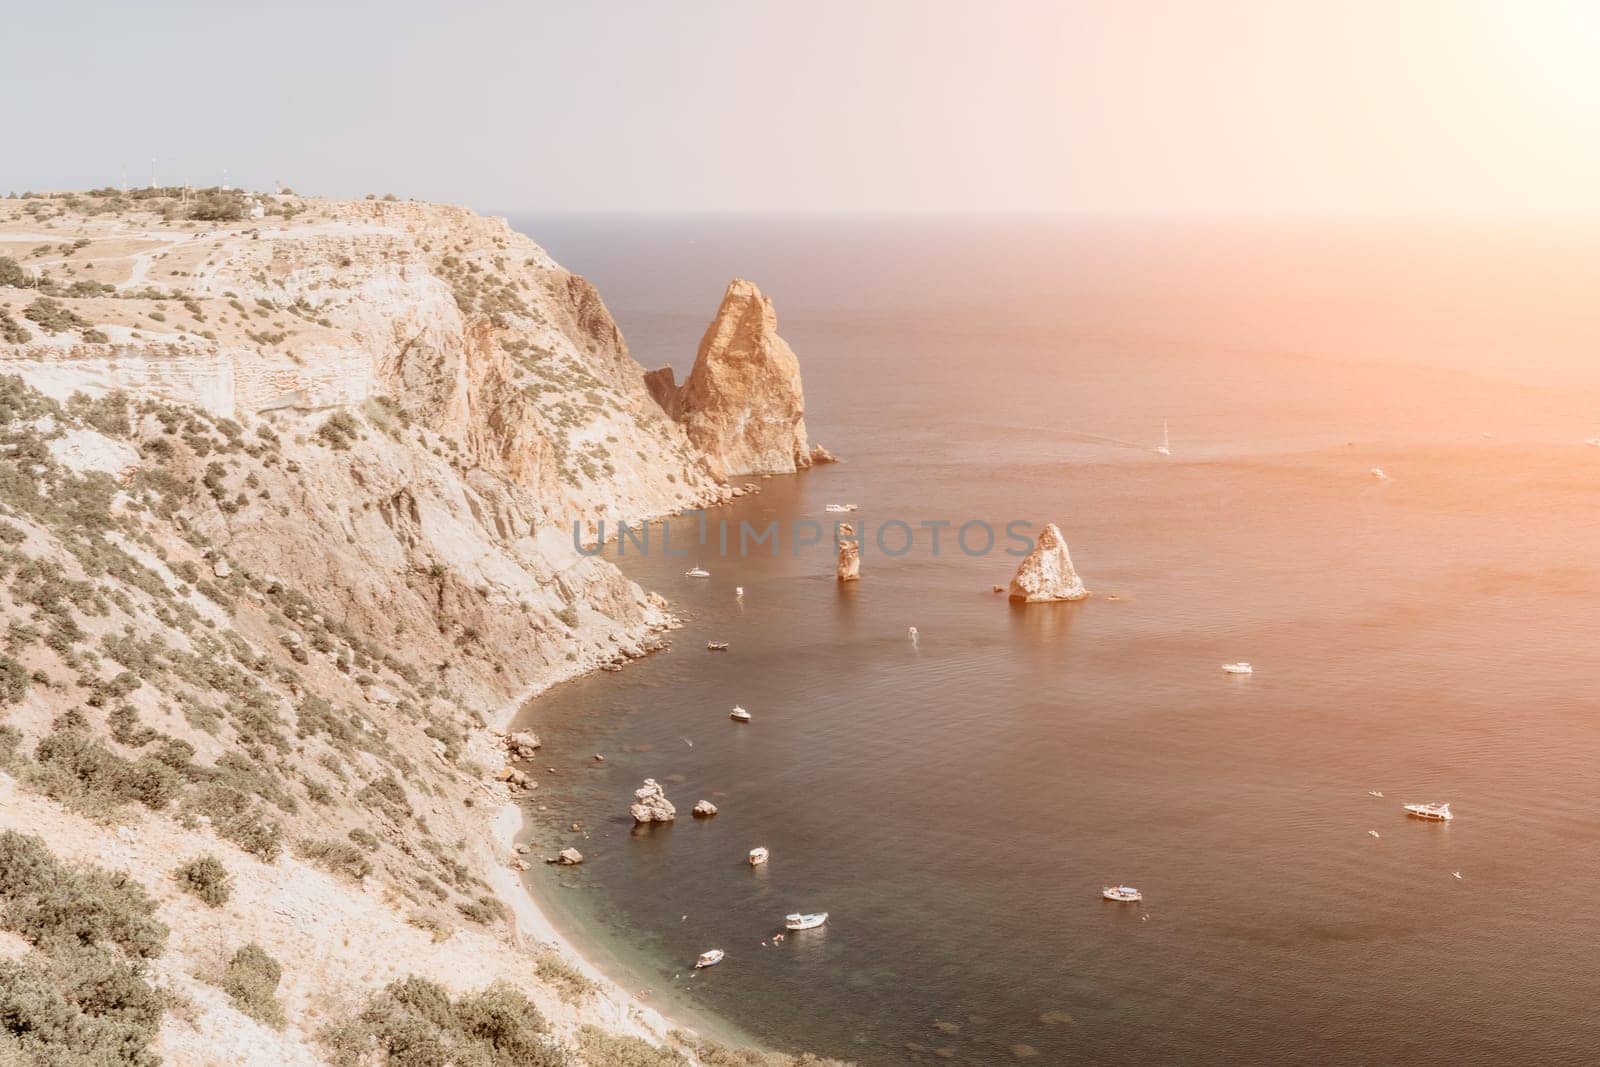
(692, 800, 718, 817)
(504, 731, 542, 760)
(553, 848, 584, 866)
(629, 778, 676, 823)
(1008, 522, 1089, 602)
(836, 523, 860, 582)
(645, 279, 826, 479)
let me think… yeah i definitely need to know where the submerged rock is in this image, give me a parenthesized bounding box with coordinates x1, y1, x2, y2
(644, 279, 831, 478)
(553, 848, 583, 866)
(629, 778, 676, 823)
(836, 523, 860, 582)
(1008, 522, 1089, 603)
(692, 800, 718, 817)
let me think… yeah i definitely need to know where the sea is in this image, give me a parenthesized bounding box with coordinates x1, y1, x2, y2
(502, 212, 1600, 1065)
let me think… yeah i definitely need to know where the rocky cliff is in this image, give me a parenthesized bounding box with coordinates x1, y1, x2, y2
(645, 278, 831, 479)
(0, 190, 843, 1066)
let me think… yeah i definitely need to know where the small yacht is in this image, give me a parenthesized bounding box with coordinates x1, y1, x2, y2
(786, 912, 828, 931)
(730, 706, 751, 722)
(1220, 662, 1253, 675)
(748, 847, 769, 866)
(1370, 467, 1389, 481)
(1403, 801, 1453, 821)
(1155, 420, 1171, 456)
(1102, 885, 1142, 903)
(695, 949, 725, 969)
(1367, 790, 1384, 798)
(1587, 437, 1600, 448)
(908, 626, 919, 639)
(824, 503, 858, 513)
(735, 586, 744, 597)
(706, 641, 729, 651)
(685, 566, 711, 578)
(1368, 830, 1381, 838)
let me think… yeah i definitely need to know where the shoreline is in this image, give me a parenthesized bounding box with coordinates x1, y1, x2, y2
(479, 635, 755, 1057)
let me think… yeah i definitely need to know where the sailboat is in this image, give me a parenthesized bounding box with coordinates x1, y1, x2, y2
(1155, 420, 1171, 456)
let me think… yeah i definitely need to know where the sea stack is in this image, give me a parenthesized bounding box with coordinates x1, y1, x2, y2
(645, 279, 832, 479)
(629, 778, 677, 823)
(836, 523, 861, 581)
(1008, 523, 1089, 602)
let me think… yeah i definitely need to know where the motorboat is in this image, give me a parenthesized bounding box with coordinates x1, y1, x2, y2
(730, 706, 751, 722)
(1403, 801, 1453, 821)
(748, 847, 769, 866)
(1368, 830, 1380, 838)
(1221, 662, 1253, 674)
(706, 642, 729, 651)
(824, 503, 858, 513)
(1367, 790, 1384, 797)
(685, 566, 710, 578)
(1370, 467, 1389, 481)
(1155, 420, 1171, 456)
(1102, 885, 1142, 903)
(908, 626, 919, 639)
(785, 912, 828, 931)
(695, 949, 724, 969)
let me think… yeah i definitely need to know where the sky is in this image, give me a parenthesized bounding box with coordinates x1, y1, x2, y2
(4, 0, 1600, 216)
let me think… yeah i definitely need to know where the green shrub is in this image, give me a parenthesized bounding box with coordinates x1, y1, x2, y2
(29, 711, 181, 813)
(321, 976, 563, 1067)
(534, 952, 598, 1005)
(315, 411, 361, 450)
(295, 838, 371, 882)
(578, 1027, 690, 1067)
(0, 945, 165, 1067)
(173, 855, 232, 907)
(0, 831, 167, 959)
(221, 943, 284, 1027)
(0, 256, 26, 288)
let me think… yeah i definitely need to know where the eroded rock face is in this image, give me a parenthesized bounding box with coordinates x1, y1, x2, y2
(836, 523, 860, 582)
(1008, 523, 1089, 602)
(629, 778, 676, 823)
(645, 279, 825, 479)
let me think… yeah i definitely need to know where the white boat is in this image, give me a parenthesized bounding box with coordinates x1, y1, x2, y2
(1102, 885, 1142, 903)
(730, 706, 751, 722)
(785, 912, 828, 931)
(748, 847, 769, 866)
(1367, 790, 1384, 798)
(1587, 437, 1600, 448)
(1368, 830, 1380, 838)
(1403, 801, 1453, 821)
(685, 566, 710, 578)
(695, 949, 724, 969)
(824, 503, 858, 513)
(908, 626, 918, 639)
(706, 641, 729, 651)
(1370, 467, 1389, 481)
(1155, 420, 1171, 456)
(1220, 662, 1253, 675)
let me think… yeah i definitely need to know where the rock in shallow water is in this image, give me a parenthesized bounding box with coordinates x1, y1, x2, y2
(629, 778, 676, 823)
(692, 800, 718, 817)
(1008, 522, 1089, 603)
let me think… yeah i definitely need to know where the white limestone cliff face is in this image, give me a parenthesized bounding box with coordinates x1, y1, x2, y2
(645, 279, 830, 479)
(1008, 522, 1090, 602)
